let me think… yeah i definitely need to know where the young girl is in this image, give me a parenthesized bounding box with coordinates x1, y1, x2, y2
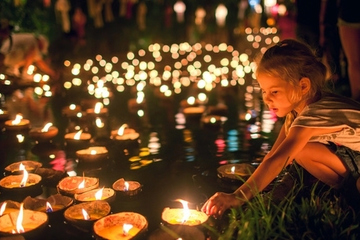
(202, 39, 360, 217)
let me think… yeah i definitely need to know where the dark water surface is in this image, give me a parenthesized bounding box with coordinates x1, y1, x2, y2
(0, 87, 278, 239)
(0, 34, 281, 239)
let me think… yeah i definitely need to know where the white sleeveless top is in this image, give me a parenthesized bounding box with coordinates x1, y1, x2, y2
(291, 93, 360, 152)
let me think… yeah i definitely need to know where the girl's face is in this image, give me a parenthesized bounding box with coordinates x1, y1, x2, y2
(257, 73, 297, 117)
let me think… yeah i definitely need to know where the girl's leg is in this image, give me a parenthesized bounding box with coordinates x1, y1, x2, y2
(295, 142, 347, 188)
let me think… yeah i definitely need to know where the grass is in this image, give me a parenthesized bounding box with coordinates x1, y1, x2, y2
(204, 163, 360, 240)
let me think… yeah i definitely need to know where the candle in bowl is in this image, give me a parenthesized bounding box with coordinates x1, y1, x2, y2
(0, 201, 20, 216)
(23, 194, 73, 222)
(4, 114, 30, 131)
(4, 161, 42, 175)
(110, 124, 140, 153)
(64, 130, 91, 151)
(74, 187, 116, 204)
(217, 163, 255, 182)
(94, 212, 148, 240)
(29, 122, 58, 142)
(57, 176, 99, 197)
(86, 102, 108, 117)
(161, 199, 209, 227)
(76, 146, 109, 164)
(64, 200, 110, 232)
(112, 178, 142, 197)
(0, 168, 42, 200)
(183, 106, 205, 124)
(0, 203, 48, 239)
(110, 124, 140, 142)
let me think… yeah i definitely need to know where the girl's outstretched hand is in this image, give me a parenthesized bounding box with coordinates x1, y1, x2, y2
(201, 192, 241, 218)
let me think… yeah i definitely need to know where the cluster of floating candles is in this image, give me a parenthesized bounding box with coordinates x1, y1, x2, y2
(60, 29, 279, 128)
(0, 27, 281, 238)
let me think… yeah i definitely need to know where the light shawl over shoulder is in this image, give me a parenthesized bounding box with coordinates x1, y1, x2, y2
(291, 93, 360, 152)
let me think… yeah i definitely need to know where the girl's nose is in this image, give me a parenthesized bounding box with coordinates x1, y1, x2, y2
(262, 94, 271, 104)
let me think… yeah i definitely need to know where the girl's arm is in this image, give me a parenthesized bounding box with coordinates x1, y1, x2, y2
(202, 126, 315, 216)
(234, 126, 314, 202)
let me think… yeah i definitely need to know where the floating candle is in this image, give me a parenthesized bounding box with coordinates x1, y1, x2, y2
(4, 160, 42, 175)
(23, 194, 73, 214)
(29, 122, 58, 142)
(74, 187, 116, 203)
(112, 178, 142, 197)
(111, 124, 140, 141)
(217, 163, 255, 181)
(0, 173, 41, 189)
(64, 130, 92, 141)
(86, 102, 108, 116)
(0, 201, 20, 217)
(64, 130, 92, 151)
(162, 199, 209, 226)
(57, 176, 99, 196)
(76, 146, 108, 163)
(183, 106, 206, 124)
(93, 212, 148, 240)
(0, 204, 48, 237)
(4, 114, 30, 131)
(0, 172, 42, 201)
(64, 200, 110, 231)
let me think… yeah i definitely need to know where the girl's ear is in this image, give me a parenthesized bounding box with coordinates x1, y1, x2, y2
(299, 77, 311, 95)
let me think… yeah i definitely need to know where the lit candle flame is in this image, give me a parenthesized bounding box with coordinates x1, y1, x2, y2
(41, 122, 53, 132)
(123, 223, 133, 236)
(82, 208, 90, 220)
(124, 181, 129, 191)
(12, 114, 23, 125)
(95, 118, 104, 128)
(94, 102, 103, 114)
(0, 202, 7, 216)
(46, 202, 53, 213)
(176, 199, 190, 224)
(90, 149, 97, 155)
(20, 168, 28, 187)
(74, 130, 83, 140)
(231, 166, 235, 174)
(95, 187, 104, 200)
(117, 124, 128, 136)
(16, 203, 25, 233)
(0, 109, 3, 114)
(19, 163, 25, 171)
(78, 179, 85, 189)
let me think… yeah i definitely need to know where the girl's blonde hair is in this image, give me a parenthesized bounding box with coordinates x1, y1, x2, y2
(255, 39, 329, 134)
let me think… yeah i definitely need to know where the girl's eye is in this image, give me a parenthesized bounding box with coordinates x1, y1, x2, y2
(271, 91, 278, 94)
